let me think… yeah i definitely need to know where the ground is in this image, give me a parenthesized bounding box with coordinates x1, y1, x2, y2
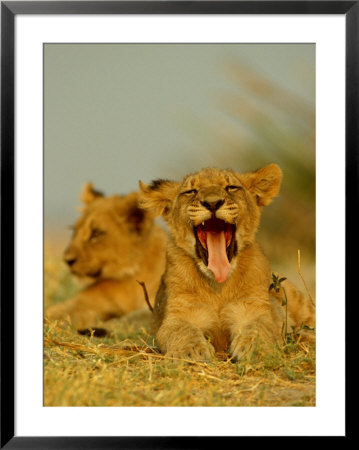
(44, 239, 316, 407)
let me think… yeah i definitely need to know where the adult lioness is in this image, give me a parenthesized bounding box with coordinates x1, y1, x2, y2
(139, 164, 315, 361)
(45, 183, 167, 330)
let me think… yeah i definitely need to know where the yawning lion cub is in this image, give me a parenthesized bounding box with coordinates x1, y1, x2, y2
(139, 164, 315, 361)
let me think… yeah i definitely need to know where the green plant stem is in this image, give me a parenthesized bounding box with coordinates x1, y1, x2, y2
(283, 287, 288, 342)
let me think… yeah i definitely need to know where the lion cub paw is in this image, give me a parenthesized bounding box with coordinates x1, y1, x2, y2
(167, 339, 215, 362)
(230, 332, 261, 362)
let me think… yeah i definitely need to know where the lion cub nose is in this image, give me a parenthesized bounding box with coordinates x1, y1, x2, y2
(64, 252, 77, 267)
(200, 198, 225, 212)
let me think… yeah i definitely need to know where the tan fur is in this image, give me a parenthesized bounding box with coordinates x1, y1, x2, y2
(139, 165, 315, 361)
(45, 183, 167, 329)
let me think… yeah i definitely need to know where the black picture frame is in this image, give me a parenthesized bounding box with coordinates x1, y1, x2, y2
(1, 1, 354, 447)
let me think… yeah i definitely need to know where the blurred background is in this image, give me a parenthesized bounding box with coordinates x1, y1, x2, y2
(44, 43, 315, 290)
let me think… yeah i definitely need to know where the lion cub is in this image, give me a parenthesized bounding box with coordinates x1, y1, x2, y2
(45, 183, 167, 330)
(139, 164, 315, 361)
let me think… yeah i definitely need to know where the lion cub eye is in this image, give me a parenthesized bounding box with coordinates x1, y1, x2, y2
(225, 185, 242, 193)
(180, 189, 198, 196)
(89, 228, 106, 242)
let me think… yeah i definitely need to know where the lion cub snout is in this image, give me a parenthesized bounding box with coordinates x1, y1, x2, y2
(64, 242, 80, 266)
(64, 251, 77, 267)
(200, 198, 225, 213)
(198, 186, 226, 213)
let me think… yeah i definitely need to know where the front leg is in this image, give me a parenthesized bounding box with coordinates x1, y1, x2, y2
(45, 293, 111, 329)
(156, 317, 215, 362)
(223, 299, 279, 361)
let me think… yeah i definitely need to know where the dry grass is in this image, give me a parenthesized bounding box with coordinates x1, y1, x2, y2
(44, 242, 316, 407)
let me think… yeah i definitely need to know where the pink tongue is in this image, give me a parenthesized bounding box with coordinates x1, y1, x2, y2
(207, 231, 231, 283)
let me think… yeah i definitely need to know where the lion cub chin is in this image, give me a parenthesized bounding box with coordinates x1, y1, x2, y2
(139, 164, 315, 361)
(45, 183, 167, 331)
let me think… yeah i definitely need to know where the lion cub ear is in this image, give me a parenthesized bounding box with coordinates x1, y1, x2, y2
(139, 179, 180, 218)
(123, 193, 154, 234)
(80, 182, 104, 204)
(242, 163, 282, 207)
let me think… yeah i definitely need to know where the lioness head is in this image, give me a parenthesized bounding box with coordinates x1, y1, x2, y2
(64, 183, 154, 280)
(139, 164, 282, 283)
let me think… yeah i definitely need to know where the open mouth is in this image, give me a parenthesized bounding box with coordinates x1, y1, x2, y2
(194, 217, 237, 283)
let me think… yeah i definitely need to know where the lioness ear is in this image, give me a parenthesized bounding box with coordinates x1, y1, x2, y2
(139, 179, 180, 217)
(242, 163, 282, 206)
(80, 182, 104, 204)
